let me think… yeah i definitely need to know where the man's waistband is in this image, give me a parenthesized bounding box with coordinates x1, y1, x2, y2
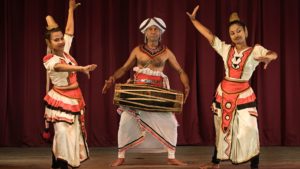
(134, 73, 163, 87)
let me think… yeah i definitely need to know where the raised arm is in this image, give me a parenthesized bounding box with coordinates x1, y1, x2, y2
(102, 48, 137, 94)
(186, 5, 215, 44)
(167, 50, 190, 103)
(65, 0, 80, 35)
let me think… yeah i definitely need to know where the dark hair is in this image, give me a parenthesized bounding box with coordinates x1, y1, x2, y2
(44, 27, 62, 40)
(228, 20, 246, 30)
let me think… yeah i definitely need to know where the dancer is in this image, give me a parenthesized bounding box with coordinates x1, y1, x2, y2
(42, 0, 97, 168)
(102, 17, 190, 167)
(187, 5, 277, 169)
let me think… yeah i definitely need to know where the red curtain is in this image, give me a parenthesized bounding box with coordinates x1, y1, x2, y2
(0, 0, 299, 146)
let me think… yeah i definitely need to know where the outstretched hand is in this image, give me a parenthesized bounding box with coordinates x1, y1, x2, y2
(82, 64, 97, 79)
(102, 76, 115, 94)
(186, 5, 199, 20)
(254, 54, 277, 69)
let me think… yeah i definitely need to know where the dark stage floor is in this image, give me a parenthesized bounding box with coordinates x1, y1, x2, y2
(0, 146, 300, 169)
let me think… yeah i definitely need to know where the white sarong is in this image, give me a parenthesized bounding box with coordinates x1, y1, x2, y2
(117, 67, 178, 159)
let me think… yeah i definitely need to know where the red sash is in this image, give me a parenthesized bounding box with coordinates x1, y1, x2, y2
(134, 73, 163, 87)
(219, 79, 250, 133)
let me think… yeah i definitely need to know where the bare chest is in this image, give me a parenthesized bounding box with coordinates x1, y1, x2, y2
(137, 54, 167, 68)
(136, 44, 168, 69)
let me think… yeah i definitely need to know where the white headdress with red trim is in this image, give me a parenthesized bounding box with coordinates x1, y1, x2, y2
(139, 17, 166, 34)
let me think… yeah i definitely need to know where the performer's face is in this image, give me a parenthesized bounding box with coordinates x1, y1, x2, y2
(229, 24, 248, 45)
(145, 25, 161, 42)
(49, 31, 65, 52)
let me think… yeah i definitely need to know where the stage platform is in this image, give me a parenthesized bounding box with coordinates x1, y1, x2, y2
(0, 146, 300, 169)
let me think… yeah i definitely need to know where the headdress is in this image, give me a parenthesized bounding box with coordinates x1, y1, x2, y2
(139, 17, 166, 34)
(45, 15, 59, 30)
(229, 12, 240, 23)
(228, 12, 246, 29)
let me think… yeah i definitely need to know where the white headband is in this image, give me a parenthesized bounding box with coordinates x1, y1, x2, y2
(139, 17, 166, 34)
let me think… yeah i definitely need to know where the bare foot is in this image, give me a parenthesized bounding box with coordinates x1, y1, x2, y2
(167, 158, 188, 166)
(199, 162, 220, 169)
(110, 158, 125, 167)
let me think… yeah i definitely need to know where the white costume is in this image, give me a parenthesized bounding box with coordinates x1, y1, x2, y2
(43, 34, 89, 167)
(211, 36, 269, 163)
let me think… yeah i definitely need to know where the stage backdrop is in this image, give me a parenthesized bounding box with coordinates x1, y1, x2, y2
(0, 0, 299, 146)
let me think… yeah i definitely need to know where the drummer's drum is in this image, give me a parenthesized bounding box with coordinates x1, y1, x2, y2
(113, 83, 184, 112)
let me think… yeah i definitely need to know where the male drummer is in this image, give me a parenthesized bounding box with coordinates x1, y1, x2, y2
(102, 17, 190, 167)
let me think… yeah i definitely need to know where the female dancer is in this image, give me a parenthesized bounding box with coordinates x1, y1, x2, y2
(42, 0, 97, 168)
(187, 5, 277, 169)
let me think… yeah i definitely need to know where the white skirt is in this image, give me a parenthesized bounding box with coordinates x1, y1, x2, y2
(52, 114, 89, 167)
(213, 84, 260, 164)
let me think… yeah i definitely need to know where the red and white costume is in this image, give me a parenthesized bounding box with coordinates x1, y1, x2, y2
(211, 36, 269, 163)
(43, 34, 89, 167)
